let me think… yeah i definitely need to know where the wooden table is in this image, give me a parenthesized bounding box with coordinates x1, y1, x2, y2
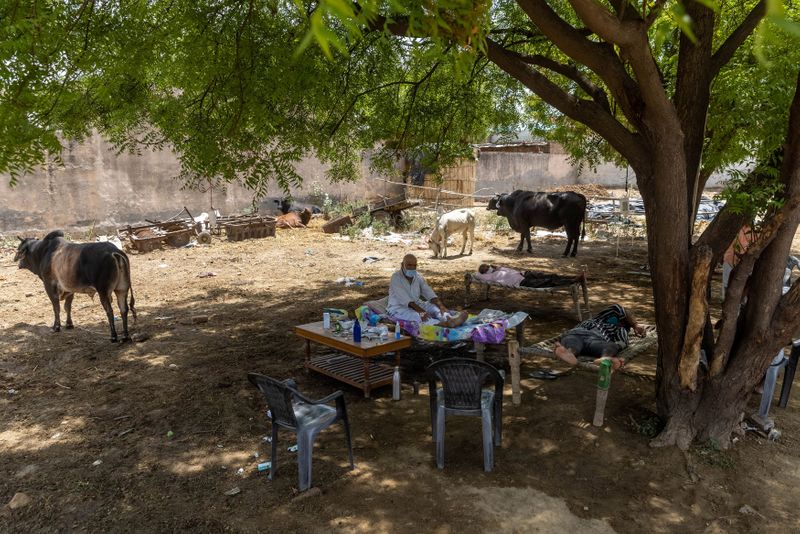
(294, 321, 412, 398)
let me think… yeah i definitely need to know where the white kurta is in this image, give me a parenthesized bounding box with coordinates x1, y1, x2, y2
(387, 270, 443, 324)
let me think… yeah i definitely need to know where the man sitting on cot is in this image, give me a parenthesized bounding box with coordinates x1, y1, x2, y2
(475, 264, 586, 288)
(388, 254, 468, 327)
(553, 304, 646, 370)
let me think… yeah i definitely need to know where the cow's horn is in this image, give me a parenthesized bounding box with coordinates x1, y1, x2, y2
(17, 236, 24, 242)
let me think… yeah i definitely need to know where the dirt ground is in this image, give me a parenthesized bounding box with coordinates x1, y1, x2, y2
(2, 213, 800, 533)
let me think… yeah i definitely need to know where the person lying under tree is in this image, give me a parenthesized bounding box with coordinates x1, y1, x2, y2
(474, 264, 586, 288)
(553, 304, 646, 370)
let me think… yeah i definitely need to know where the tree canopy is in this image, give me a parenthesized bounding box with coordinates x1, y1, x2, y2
(1, 2, 797, 194)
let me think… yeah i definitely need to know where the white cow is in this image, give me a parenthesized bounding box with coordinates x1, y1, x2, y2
(428, 208, 475, 258)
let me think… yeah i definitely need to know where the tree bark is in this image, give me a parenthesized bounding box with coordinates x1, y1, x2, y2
(678, 246, 712, 391)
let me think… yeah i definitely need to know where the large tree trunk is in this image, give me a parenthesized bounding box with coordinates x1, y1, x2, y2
(651, 71, 800, 449)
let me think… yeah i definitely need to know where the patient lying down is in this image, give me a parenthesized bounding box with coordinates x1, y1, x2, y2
(474, 264, 586, 288)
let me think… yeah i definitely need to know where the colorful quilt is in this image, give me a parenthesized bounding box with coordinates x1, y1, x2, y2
(355, 305, 527, 345)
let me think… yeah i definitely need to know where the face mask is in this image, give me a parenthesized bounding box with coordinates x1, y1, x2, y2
(486, 267, 494, 274)
(403, 268, 417, 278)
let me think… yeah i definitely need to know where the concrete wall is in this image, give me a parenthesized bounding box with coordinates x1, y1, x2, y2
(1, 132, 732, 233)
(0, 133, 404, 233)
(475, 150, 729, 195)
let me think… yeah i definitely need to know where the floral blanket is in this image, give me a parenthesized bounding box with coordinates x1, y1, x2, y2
(355, 305, 527, 344)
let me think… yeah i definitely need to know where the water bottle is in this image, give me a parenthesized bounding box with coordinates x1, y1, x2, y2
(392, 366, 401, 401)
(353, 319, 361, 343)
(322, 312, 331, 329)
(395, 322, 402, 340)
(597, 359, 612, 390)
(593, 359, 612, 427)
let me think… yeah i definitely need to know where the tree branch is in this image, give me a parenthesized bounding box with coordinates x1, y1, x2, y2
(743, 71, 800, 336)
(710, 1, 766, 77)
(328, 79, 417, 138)
(645, 0, 668, 28)
(486, 38, 649, 172)
(711, 196, 800, 376)
(773, 278, 800, 342)
(516, 0, 645, 130)
(565, 0, 676, 127)
(506, 50, 611, 112)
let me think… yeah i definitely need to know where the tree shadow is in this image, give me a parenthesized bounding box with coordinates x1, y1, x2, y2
(1, 241, 783, 533)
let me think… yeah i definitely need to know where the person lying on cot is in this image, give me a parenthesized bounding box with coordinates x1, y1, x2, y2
(553, 304, 646, 370)
(387, 254, 468, 328)
(475, 264, 586, 288)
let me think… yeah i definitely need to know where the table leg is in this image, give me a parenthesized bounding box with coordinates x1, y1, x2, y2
(508, 339, 521, 406)
(464, 273, 471, 307)
(475, 341, 485, 362)
(304, 339, 311, 372)
(363, 359, 371, 398)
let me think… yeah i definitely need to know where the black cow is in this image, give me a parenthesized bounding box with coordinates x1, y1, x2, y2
(488, 190, 587, 256)
(13, 231, 136, 342)
(274, 198, 322, 215)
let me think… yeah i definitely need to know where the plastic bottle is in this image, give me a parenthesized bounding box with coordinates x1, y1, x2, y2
(395, 322, 402, 340)
(353, 319, 362, 343)
(392, 366, 401, 401)
(322, 312, 331, 329)
(593, 359, 613, 427)
(597, 359, 612, 390)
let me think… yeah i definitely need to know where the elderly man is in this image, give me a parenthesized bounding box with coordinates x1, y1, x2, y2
(553, 304, 646, 370)
(388, 254, 468, 327)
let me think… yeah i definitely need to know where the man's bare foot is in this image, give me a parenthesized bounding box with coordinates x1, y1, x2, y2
(554, 342, 578, 366)
(594, 355, 626, 370)
(439, 311, 469, 328)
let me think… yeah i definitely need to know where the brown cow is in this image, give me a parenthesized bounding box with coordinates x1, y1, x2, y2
(276, 208, 312, 229)
(14, 230, 136, 342)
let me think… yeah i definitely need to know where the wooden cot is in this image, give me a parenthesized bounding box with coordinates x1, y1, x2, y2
(519, 325, 658, 425)
(518, 325, 658, 368)
(464, 272, 591, 320)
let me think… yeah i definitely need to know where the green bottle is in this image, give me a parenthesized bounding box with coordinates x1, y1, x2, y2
(597, 359, 612, 390)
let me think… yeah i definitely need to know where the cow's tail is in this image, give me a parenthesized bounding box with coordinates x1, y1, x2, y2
(113, 252, 137, 323)
(581, 196, 587, 241)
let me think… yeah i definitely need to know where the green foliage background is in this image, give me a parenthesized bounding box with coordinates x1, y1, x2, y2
(1, 1, 798, 198)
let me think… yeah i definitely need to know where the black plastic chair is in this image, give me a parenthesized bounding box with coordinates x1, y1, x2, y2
(247, 373, 354, 491)
(427, 358, 504, 472)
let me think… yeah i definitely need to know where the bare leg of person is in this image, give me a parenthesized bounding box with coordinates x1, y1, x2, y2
(554, 342, 579, 366)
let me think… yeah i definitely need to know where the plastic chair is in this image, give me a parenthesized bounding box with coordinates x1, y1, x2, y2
(247, 373, 354, 491)
(427, 358, 504, 472)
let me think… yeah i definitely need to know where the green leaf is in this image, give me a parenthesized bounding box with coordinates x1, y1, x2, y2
(769, 15, 800, 39)
(653, 20, 672, 51)
(669, 3, 697, 43)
